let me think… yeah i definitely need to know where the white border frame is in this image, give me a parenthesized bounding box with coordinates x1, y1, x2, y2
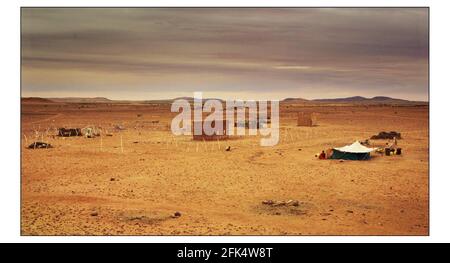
(2, 0, 448, 243)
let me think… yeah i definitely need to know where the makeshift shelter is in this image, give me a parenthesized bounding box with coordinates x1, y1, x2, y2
(81, 126, 100, 138)
(330, 141, 376, 160)
(192, 119, 228, 141)
(58, 128, 81, 137)
(297, 112, 317, 127)
(234, 119, 267, 129)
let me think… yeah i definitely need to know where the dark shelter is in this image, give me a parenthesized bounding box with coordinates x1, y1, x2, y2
(58, 128, 82, 137)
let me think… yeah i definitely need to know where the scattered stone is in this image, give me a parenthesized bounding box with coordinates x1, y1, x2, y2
(286, 200, 299, 207)
(262, 199, 300, 207)
(371, 131, 402, 140)
(110, 178, 116, 181)
(226, 146, 231, 151)
(90, 211, 98, 217)
(346, 210, 354, 214)
(171, 211, 182, 218)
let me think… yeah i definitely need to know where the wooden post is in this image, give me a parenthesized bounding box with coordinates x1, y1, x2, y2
(120, 134, 124, 153)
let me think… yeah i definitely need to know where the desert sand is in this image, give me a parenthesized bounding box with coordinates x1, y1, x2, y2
(21, 101, 429, 235)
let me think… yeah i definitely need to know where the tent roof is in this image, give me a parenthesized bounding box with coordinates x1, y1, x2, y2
(333, 141, 376, 153)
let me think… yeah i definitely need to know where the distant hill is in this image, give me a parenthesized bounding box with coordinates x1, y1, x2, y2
(283, 96, 427, 105)
(21, 97, 55, 104)
(49, 97, 112, 103)
(22, 96, 427, 106)
(171, 97, 225, 103)
(282, 97, 310, 104)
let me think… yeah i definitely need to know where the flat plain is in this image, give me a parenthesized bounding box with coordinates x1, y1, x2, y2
(21, 101, 429, 235)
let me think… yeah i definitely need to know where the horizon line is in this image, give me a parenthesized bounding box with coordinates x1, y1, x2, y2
(21, 95, 429, 103)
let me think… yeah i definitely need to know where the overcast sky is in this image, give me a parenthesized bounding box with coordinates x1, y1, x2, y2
(21, 8, 428, 101)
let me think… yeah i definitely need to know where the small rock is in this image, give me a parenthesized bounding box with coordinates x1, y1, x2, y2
(172, 211, 182, 218)
(110, 178, 115, 181)
(262, 200, 274, 205)
(90, 211, 98, 217)
(226, 146, 231, 151)
(286, 200, 299, 207)
(273, 201, 287, 206)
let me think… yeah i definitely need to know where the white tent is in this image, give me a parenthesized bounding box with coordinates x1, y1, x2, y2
(334, 141, 376, 153)
(330, 141, 376, 160)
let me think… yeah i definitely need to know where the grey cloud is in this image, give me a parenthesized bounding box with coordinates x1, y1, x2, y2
(21, 8, 428, 100)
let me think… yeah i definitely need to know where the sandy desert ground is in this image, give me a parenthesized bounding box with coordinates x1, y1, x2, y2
(20, 101, 429, 235)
